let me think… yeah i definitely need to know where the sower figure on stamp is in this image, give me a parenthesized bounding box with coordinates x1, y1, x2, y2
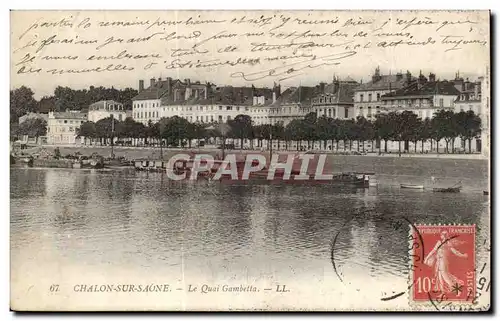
(424, 231, 468, 294)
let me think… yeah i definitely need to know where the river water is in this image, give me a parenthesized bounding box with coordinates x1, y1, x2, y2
(10, 167, 490, 311)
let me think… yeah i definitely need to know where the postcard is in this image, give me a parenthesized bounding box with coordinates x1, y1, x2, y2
(10, 10, 490, 311)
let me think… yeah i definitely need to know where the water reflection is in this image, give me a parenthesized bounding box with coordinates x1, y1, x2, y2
(10, 168, 489, 303)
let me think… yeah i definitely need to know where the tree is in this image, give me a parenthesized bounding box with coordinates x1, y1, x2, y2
(315, 116, 331, 150)
(10, 86, 38, 123)
(95, 116, 121, 146)
(418, 118, 432, 153)
(432, 110, 456, 153)
(355, 116, 373, 153)
(228, 114, 253, 149)
(18, 118, 47, 144)
(374, 113, 395, 153)
(77, 121, 97, 145)
(398, 111, 420, 153)
(456, 111, 482, 153)
(272, 122, 285, 150)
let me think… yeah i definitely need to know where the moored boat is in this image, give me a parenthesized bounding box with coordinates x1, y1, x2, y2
(400, 184, 424, 189)
(433, 186, 461, 193)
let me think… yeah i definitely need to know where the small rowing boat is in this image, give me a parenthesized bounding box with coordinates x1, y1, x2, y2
(433, 186, 462, 193)
(400, 184, 424, 189)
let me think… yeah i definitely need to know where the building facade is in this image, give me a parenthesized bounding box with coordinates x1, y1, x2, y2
(132, 77, 210, 125)
(88, 100, 127, 123)
(354, 67, 414, 120)
(47, 111, 87, 145)
(311, 78, 359, 120)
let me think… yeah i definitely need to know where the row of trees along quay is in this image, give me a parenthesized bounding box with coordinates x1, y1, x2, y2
(75, 110, 482, 154)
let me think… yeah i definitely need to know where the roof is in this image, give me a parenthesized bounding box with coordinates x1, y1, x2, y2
(355, 74, 413, 92)
(271, 86, 322, 107)
(132, 78, 208, 101)
(313, 81, 359, 104)
(50, 112, 88, 120)
(89, 100, 123, 110)
(381, 80, 461, 99)
(161, 85, 274, 106)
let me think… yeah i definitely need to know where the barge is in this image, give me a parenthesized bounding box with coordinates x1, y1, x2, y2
(134, 158, 373, 188)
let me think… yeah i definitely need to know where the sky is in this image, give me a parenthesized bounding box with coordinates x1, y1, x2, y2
(10, 10, 490, 99)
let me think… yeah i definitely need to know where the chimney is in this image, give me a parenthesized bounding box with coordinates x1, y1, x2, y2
(406, 70, 412, 85)
(150, 78, 156, 87)
(372, 66, 381, 82)
(332, 80, 340, 94)
(139, 80, 144, 92)
(429, 73, 436, 82)
(186, 79, 191, 86)
(166, 77, 172, 91)
(319, 82, 326, 93)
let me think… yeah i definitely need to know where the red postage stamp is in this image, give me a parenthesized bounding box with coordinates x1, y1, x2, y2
(411, 224, 476, 304)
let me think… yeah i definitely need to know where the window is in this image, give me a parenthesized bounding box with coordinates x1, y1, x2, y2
(69, 127, 74, 132)
(236, 107, 240, 111)
(344, 107, 349, 118)
(64, 120, 68, 124)
(439, 98, 444, 107)
(368, 94, 372, 102)
(360, 94, 364, 102)
(196, 116, 199, 121)
(226, 106, 232, 111)
(376, 93, 380, 101)
(367, 106, 372, 116)
(328, 109, 332, 117)
(211, 115, 214, 122)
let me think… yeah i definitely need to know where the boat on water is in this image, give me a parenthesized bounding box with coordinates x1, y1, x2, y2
(433, 186, 462, 193)
(135, 158, 373, 187)
(483, 191, 489, 195)
(400, 184, 424, 189)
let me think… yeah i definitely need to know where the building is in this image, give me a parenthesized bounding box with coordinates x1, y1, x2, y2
(18, 112, 48, 125)
(132, 77, 210, 125)
(47, 110, 87, 145)
(453, 75, 482, 115)
(268, 85, 320, 126)
(88, 100, 127, 123)
(354, 67, 414, 120)
(380, 73, 460, 118)
(379, 73, 460, 152)
(161, 84, 276, 125)
(311, 77, 359, 120)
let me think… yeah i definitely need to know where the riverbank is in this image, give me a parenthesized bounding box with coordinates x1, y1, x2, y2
(13, 145, 488, 187)
(15, 144, 488, 161)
